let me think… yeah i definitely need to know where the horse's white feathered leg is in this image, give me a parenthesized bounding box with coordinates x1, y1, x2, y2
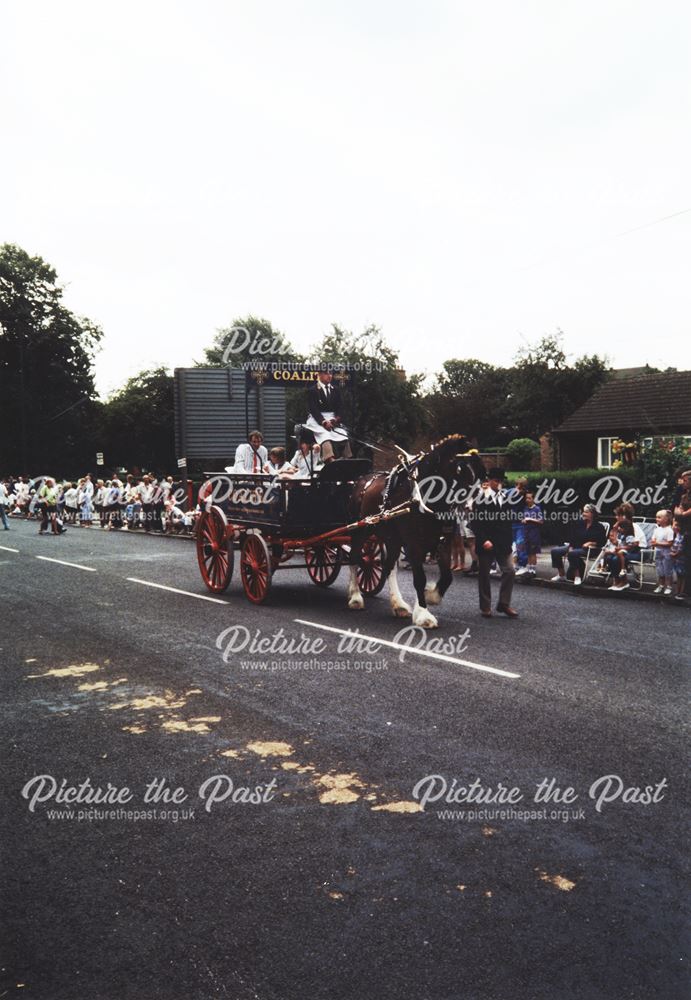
(412, 597, 438, 629)
(425, 581, 442, 606)
(347, 565, 365, 610)
(388, 564, 412, 618)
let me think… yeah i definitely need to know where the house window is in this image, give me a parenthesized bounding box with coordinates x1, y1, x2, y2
(597, 437, 618, 469)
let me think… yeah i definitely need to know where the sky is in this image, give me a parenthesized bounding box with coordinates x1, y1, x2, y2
(2, 0, 690, 397)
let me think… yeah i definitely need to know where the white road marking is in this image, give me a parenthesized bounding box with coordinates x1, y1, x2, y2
(0, 545, 20, 553)
(36, 556, 97, 572)
(127, 577, 229, 604)
(294, 619, 521, 679)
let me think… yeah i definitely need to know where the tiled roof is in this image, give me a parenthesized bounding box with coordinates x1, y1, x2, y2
(553, 371, 691, 433)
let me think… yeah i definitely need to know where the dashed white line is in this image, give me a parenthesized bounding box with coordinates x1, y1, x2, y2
(127, 577, 230, 604)
(35, 555, 97, 572)
(0, 544, 20, 554)
(294, 619, 521, 679)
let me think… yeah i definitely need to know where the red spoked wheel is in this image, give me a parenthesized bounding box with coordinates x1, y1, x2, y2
(196, 506, 233, 593)
(357, 535, 387, 597)
(240, 533, 273, 604)
(305, 544, 341, 587)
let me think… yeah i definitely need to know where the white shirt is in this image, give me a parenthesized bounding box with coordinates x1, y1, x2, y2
(233, 442, 268, 473)
(289, 449, 322, 478)
(138, 482, 155, 503)
(652, 525, 674, 546)
(264, 461, 293, 475)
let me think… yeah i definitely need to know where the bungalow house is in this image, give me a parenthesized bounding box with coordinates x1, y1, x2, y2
(550, 370, 691, 470)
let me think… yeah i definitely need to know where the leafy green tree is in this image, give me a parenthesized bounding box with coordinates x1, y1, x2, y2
(310, 324, 427, 449)
(99, 367, 175, 473)
(199, 315, 300, 367)
(506, 437, 540, 470)
(509, 332, 610, 439)
(0, 244, 102, 473)
(427, 359, 512, 445)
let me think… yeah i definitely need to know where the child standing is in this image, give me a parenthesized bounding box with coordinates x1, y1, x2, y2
(515, 491, 543, 577)
(651, 509, 674, 595)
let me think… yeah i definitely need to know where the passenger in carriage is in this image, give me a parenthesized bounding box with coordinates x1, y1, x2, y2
(263, 447, 293, 475)
(286, 441, 323, 479)
(232, 430, 268, 474)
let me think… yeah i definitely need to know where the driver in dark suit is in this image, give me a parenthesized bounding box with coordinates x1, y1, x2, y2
(305, 372, 352, 462)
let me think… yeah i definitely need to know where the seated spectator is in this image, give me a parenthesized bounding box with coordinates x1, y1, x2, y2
(163, 498, 190, 534)
(606, 516, 639, 591)
(550, 504, 606, 586)
(650, 509, 674, 595)
(593, 527, 619, 574)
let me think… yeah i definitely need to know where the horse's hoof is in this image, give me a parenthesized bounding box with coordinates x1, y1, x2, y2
(413, 608, 439, 629)
(391, 603, 412, 618)
(425, 584, 442, 606)
(348, 598, 365, 610)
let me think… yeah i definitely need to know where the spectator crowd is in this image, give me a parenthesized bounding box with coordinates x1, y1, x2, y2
(449, 468, 691, 604)
(1, 463, 689, 604)
(0, 473, 197, 536)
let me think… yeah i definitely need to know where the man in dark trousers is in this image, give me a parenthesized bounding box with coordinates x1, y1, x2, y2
(305, 370, 352, 461)
(469, 467, 519, 618)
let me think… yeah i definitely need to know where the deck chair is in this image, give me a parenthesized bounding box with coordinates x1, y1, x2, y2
(583, 521, 611, 584)
(627, 520, 655, 590)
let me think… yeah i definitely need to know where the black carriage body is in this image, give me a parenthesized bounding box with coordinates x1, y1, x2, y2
(205, 459, 372, 538)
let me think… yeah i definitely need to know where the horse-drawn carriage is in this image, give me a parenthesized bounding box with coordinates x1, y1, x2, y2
(195, 437, 486, 627)
(195, 459, 398, 604)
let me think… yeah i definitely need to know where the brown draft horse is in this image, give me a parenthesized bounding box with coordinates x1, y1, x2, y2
(346, 435, 486, 628)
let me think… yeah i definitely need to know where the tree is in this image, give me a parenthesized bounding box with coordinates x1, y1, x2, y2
(310, 324, 427, 449)
(506, 437, 540, 470)
(427, 359, 512, 445)
(0, 244, 102, 473)
(99, 367, 175, 473)
(198, 315, 300, 367)
(509, 332, 610, 439)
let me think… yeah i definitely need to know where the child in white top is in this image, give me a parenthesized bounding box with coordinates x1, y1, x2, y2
(263, 447, 293, 475)
(287, 443, 322, 479)
(650, 509, 674, 594)
(595, 527, 619, 573)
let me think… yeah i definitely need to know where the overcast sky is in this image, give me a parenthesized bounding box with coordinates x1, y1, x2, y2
(2, 0, 690, 396)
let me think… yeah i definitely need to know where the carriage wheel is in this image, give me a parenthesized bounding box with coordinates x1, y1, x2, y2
(240, 533, 273, 604)
(196, 507, 233, 593)
(305, 544, 341, 588)
(357, 535, 387, 597)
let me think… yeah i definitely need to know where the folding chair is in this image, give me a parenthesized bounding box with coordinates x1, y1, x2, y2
(583, 521, 611, 584)
(627, 521, 655, 591)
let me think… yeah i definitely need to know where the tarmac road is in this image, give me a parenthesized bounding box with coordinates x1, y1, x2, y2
(1, 520, 689, 1000)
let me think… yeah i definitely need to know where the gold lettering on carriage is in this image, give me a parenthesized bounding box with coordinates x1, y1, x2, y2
(204, 476, 275, 506)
